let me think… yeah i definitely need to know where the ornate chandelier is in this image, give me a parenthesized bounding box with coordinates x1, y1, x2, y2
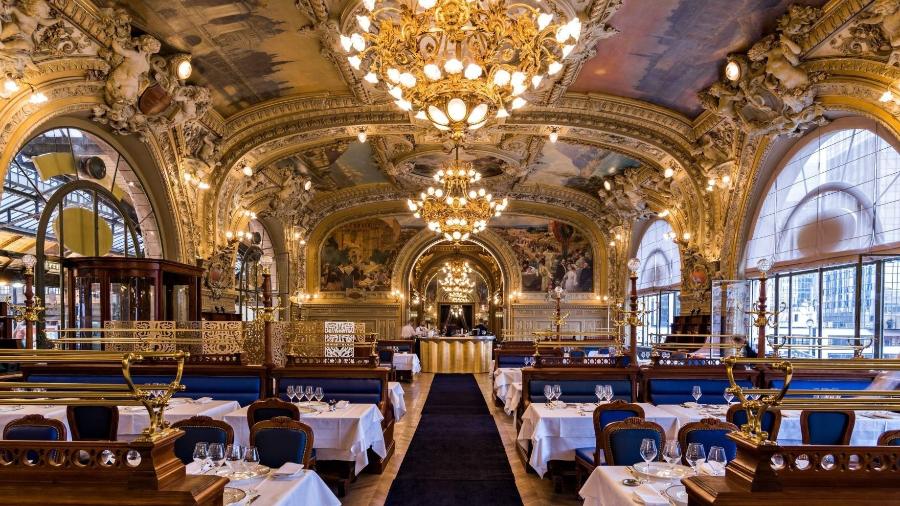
(408, 147, 508, 241)
(340, 0, 582, 138)
(440, 261, 475, 300)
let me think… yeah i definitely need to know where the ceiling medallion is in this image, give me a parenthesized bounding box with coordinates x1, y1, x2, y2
(408, 146, 508, 242)
(341, 0, 582, 139)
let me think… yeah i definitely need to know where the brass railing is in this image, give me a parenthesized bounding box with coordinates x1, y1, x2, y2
(767, 334, 873, 358)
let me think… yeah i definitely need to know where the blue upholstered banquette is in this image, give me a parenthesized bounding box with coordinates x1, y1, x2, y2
(276, 377, 384, 405)
(528, 379, 633, 403)
(497, 355, 532, 368)
(647, 378, 754, 405)
(768, 378, 873, 393)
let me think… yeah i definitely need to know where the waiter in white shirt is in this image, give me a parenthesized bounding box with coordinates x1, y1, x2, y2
(401, 319, 416, 339)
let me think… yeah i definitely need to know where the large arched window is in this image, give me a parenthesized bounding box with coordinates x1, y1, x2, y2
(744, 124, 900, 358)
(634, 219, 681, 343)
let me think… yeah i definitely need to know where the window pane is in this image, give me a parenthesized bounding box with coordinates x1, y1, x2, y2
(821, 266, 861, 359)
(884, 260, 900, 358)
(636, 220, 680, 291)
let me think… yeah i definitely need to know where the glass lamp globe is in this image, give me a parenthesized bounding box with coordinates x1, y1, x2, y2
(627, 257, 641, 273)
(21, 254, 37, 270)
(756, 257, 772, 274)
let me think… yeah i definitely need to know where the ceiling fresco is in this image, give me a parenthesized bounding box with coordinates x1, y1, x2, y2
(409, 152, 506, 179)
(527, 142, 642, 196)
(102, 0, 348, 116)
(569, 0, 829, 116)
(269, 142, 387, 193)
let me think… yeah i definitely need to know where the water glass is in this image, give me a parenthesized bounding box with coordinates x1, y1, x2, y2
(594, 385, 603, 404)
(685, 442, 706, 473)
(305, 385, 314, 402)
(692, 385, 703, 404)
(663, 440, 681, 468)
(708, 446, 727, 473)
(286, 385, 295, 403)
(208, 442, 225, 469)
(543, 385, 553, 407)
(192, 442, 208, 470)
(225, 444, 244, 474)
(723, 389, 734, 404)
(604, 385, 614, 402)
(314, 386, 324, 402)
(640, 438, 658, 473)
(552, 384, 562, 406)
(243, 446, 260, 475)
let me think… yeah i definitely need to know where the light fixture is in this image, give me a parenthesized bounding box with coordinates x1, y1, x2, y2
(756, 257, 773, 274)
(1, 78, 19, 97)
(408, 145, 507, 242)
(258, 255, 273, 273)
(341, 0, 583, 139)
(357, 128, 368, 143)
(603, 180, 611, 191)
(21, 254, 36, 274)
(627, 257, 641, 275)
(548, 127, 559, 143)
(658, 209, 670, 218)
(241, 164, 253, 177)
(663, 167, 675, 178)
(682, 232, 691, 240)
(724, 59, 741, 82)
(28, 91, 47, 104)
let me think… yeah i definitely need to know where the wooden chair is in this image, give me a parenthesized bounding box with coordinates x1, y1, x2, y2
(66, 406, 118, 441)
(726, 404, 782, 441)
(171, 415, 235, 465)
(800, 410, 855, 445)
(247, 398, 300, 431)
(677, 418, 738, 465)
(877, 430, 900, 446)
(250, 416, 315, 469)
(575, 400, 646, 483)
(3, 414, 66, 441)
(600, 417, 666, 466)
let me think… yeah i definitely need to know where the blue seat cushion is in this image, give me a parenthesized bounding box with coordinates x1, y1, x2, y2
(498, 355, 531, 367)
(277, 378, 383, 405)
(769, 379, 872, 395)
(174, 426, 230, 465)
(529, 379, 633, 403)
(27, 374, 262, 407)
(5, 425, 60, 440)
(683, 428, 737, 461)
(254, 427, 309, 468)
(805, 411, 852, 445)
(575, 446, 595, 465)
(648, 378, 753, 405)
(608, 428, 662, 466)
(69, 406, 115, 440)
(730, 409, 778, 436)
(378, 350, 393, 363)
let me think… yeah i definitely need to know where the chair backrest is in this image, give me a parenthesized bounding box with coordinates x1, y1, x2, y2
(250, 416, 315, 468)
(171, 415, 235, 465)
(67, 406, 118, 441)
(247, 398, 300, 430)
(726, 404, 782, 441)
(3, 414, 66, 441)
(800, 410, 855, 445)
(677, 418, 738, 464)
(600, 417, 665, 466)
(878, 430, 900, 446)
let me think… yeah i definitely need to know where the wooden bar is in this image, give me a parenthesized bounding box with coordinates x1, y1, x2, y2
(419, 336, 494, 373)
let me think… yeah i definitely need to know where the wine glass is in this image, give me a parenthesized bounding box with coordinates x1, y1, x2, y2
(192, 442, 208, 472)
(286, 385, 296, 403)
(243, 446, 260, 475)
(708, 446, 727, 475)
(552, 384, 562, 407)
(543, 384, 553, 408)
(663, 440, 681, 476)
(604, 385, 614, 402)
(314, 386, 324, 403)
(208, 443, 225, 471)
(640, 438, 658, 473)
(225, 444, 244, 475)
(685, 443, 706, 473)
(305, 385, 314, 402)
(594, 385, 603, 405)
(723, 389, 734, 404)
(692, 385, 702, 404)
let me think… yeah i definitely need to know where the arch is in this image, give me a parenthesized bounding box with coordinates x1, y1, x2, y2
(634, 219, 681, 292)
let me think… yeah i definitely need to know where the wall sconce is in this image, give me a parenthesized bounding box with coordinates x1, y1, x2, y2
(241, 164, 253, 177)
(510, 290, 520, 303)
(547, 126, 559, 143)
(357, 128, 368, 143)
(171, 54, 193, 80)
(258, 255, 273, 275)
(390, 290, 403, 302)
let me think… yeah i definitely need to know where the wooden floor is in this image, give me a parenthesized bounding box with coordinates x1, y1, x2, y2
(342, 373, 582, 506)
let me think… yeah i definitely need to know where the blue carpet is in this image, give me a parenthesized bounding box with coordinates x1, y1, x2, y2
(385, 374, 523, 506)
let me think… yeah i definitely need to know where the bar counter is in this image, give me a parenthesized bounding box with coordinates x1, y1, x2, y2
(418, 336, 495, 373)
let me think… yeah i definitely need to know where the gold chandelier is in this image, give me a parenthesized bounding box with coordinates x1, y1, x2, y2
(440, 261, 475, 300)
(408, 147, 508, 241)
(341, 0, 582, 138)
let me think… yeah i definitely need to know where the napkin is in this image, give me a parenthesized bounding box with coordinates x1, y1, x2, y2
(194, 397, 214, 404)
(681, 402, 699, 408)
(632, 484, 668, 506)
(335, 400, 350, 410)
(272, 462, 304, 478)
(698, 462, 725, 476)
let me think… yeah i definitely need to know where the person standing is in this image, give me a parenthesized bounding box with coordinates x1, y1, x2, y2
(401, 319, 416, 339)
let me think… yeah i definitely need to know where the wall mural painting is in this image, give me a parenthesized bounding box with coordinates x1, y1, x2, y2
(493, 216, 594, 292)
(320, 217, 419, 292)
(529, 142, 641, 195)
(409, 152, 505, 179)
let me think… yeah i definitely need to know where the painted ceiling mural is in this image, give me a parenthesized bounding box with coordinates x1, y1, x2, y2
(570, 0, 829, 116)
(409, 152, 506, 179)
(528, 142, 642, 196)
(269, 142, 387, 192)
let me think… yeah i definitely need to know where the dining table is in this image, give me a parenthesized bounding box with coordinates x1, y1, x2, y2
(388, 381, 407, 420)
(517, 402, 680, 477)
(223, 403, 387, 474)
(493, 367, 522, 406)
(579, 465, 691, 506)
(503, 382, 522, 416)
(117, 398, 240, 438)
(392, 352, 422, 374)
(186, 461, 340, 505)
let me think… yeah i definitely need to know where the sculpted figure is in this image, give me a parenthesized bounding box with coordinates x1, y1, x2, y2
(859, 0, 900, 66)
(104, 34, 160, 106)
(699, 82, 744, 125)
(0, 0, 56, 76)
(748, 34, 808, 92)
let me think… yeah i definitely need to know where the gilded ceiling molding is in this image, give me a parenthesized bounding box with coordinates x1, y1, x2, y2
(796, 0, 880, 54)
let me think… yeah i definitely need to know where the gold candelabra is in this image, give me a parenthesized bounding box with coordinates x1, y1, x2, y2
(8, 295, 45, 322)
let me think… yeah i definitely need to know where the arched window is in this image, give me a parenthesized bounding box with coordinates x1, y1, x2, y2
(234, 219, 277, 318)
(636, 220, 681, 291)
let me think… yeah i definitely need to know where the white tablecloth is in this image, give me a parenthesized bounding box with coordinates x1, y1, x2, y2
(117, 399, 240, 437)
(392, 353, 421, 373)
(186, 462, 340, 506)
(517, 403, 679, 477)
(224, 403, 387, 474)
(656, 404, 900, 446)
(580, 466, 676, 506)
(503, 382, 522, 416)
(493, 368, 521, 403)
(388, 381, 406, 420)
(0, 405, 69, 438)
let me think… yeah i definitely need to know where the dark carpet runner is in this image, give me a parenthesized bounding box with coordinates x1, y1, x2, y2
(384, 374, 523, 506)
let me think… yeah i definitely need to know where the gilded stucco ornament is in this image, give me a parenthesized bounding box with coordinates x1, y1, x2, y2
(846, 0, 900, 66)
(0, 0, 86, 82)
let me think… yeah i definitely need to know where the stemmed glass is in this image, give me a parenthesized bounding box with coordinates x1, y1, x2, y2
(685, 443, 706, 474)
(708, 446, 727, 475)
(314, 386, 324, 403)
(692, 385, 703, 405)
(225, 444, 244, 475)
(723, 388, 734, 404)
(544, 385, 553, 408)
(305, 385, 314, 402)
(662, 440, 681, 477)
(604, 385, 614, 402)
(286, 385, 296, 403)
(552, 384, 562, 407)
(208, 443, 225, 472)
(192, 443, 208, 472)
(594, 385, 604, 405)
(244, 446, 260, 476)
(640, 438, 658, 474)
